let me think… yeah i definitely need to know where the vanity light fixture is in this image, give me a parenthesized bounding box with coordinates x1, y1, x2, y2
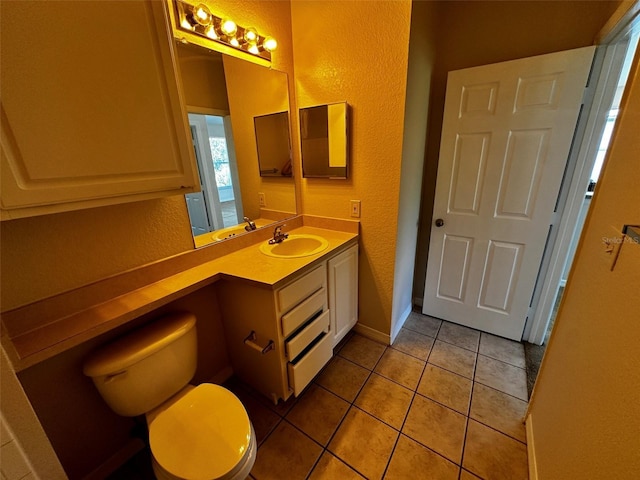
(175, 0, 277, 61)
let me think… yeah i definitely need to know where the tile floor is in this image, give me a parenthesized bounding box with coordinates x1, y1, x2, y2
(227, 312, 530, 480)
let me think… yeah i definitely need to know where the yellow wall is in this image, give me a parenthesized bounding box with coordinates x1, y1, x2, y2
(0, 0, 295, 312)
(528, 50, 640, 477)
(391, 0, 438, 338)
(413, 0, 622, 301)
(291, 0, 412, 335)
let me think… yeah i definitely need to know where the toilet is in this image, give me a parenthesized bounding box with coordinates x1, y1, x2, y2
(83, 312, 256, 480)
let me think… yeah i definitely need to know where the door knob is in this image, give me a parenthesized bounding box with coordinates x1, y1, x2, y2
(435, 218, 444, 227)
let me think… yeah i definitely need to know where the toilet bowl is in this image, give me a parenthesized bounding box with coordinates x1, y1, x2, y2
(148, 384, 256, 480)
(83, 313, 255, 480)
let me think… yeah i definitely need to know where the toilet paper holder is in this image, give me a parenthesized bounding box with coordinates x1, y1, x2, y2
(244, 331, 275, 355)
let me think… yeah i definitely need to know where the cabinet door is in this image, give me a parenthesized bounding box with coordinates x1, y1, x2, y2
(328, 244, 359, 347)
(0, 0, 198, 219)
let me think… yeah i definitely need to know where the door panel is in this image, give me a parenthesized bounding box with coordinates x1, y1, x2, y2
(449, 133, 490, 215)
(423, 46, 595, 340)
(438, 235, 473, 302)
(496, 129, 549, 218)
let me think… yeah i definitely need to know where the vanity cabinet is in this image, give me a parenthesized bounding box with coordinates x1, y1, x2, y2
(218, 264, 333, 403)
(0, 0, 198, 220)
(216, 238, 358, 404)
(328, 244, 359, 347)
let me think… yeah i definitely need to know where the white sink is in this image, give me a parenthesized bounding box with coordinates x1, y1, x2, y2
(259, 234, 329, 258)
(212, 225, 252, 241)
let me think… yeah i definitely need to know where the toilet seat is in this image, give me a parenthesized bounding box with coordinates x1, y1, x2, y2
(149, 384, 252, 479)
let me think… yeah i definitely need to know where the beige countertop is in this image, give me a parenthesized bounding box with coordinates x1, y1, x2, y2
(1, 217, 358, 371)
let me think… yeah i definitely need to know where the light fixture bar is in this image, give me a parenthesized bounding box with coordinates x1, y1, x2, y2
(174, 0, 276, 61)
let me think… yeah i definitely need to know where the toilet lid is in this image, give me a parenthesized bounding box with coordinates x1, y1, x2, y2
(149, 384, 252, 479)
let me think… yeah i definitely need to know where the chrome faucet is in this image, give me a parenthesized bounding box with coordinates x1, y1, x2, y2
(269, 225, 289, 244)
(243, 216, 256, 231)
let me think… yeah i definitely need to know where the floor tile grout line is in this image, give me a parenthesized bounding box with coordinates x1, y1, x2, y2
(254, 320, 527, 479)
(310, 348, 379, 478)
(477, 351, 528, 371)
(458, 343, 480, 477)
(472, 378, 530, 403)
(466, 415, 528, 446)
(380, 352, 431, 479)
(380, 322, 468, 473)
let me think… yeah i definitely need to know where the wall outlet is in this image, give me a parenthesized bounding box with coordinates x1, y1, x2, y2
(350, 200, 361, 218)
(258, 192, 266, 207)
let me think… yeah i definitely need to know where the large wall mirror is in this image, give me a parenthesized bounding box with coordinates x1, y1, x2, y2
(176, 42, 296, 247)
(300, 102, 349, 179)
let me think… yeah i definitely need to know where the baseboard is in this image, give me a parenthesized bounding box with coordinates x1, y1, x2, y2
(208, 365, 234, 384)
(82, 438, 146, 480)
(353, 323, 390, 345)
(525, 413, 538, 480)
(390, 305, 412, 344)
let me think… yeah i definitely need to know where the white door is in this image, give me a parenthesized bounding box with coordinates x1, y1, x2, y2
(422, 47, 595, 340)
(185, 125, 214, 235)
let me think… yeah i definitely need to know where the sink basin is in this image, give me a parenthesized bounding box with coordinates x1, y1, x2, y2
(212, 225, 251, 241)
(211, 219, 272, 241)
(259, 234, 329, 258)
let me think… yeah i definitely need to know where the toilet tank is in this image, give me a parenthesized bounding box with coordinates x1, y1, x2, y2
(83, 312, 197, 417)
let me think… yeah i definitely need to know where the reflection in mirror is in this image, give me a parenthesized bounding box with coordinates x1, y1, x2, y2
(175, 42, 296, 247)
(184, 113, 242, 234)
(300, 102, 349, 179)
(255, 112, 292, 177)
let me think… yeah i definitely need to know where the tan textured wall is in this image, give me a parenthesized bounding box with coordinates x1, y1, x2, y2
(528, 50, 640, 478)
(17, 284, 230, 479)
(391, 0, 438, 338)
(413, 0, 622, 302)
(291, 0, 412, 335)
(0, 0, 295, 312)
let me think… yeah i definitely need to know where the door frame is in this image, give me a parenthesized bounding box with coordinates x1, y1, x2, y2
(523, 2, 640, 344)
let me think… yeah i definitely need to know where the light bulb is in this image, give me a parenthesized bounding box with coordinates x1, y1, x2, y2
(230, 37, 240, 47)
(193, 4, 212, 26)
(181, 18, 195, 30)
(244, 27, 258, 44)
(248, 44, 260, 55)
(220, 18, 237, 36)
(205, 25, 217, 39)
(263, 36, 277, 52)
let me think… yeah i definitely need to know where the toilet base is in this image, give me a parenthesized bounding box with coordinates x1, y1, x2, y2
(150, 424, 256, 480)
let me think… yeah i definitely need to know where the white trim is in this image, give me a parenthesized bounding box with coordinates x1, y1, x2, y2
(352, 323, 390, 345)
(390, 304, 412, 344)
(526, 413, 538, 480)
(524, 13, 639, 344)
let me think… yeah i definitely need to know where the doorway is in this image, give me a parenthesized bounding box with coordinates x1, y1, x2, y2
(522, 27, 639, 394)
(524, 12, 640, 348)
(184, 112, 244, 236)
(422, 46, 595, 341)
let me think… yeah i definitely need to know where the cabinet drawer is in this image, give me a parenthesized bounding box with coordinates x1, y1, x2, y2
(287, 332, 333, 396)
(277, 265, 326, 314)
(286, 310, 330, 360)
(281, 289, 326, 338)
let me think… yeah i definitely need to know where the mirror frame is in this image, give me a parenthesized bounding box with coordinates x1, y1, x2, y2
(300, 102, 350, 179)
(174, 41, 297, 248)
(254, 111, 293, 177)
